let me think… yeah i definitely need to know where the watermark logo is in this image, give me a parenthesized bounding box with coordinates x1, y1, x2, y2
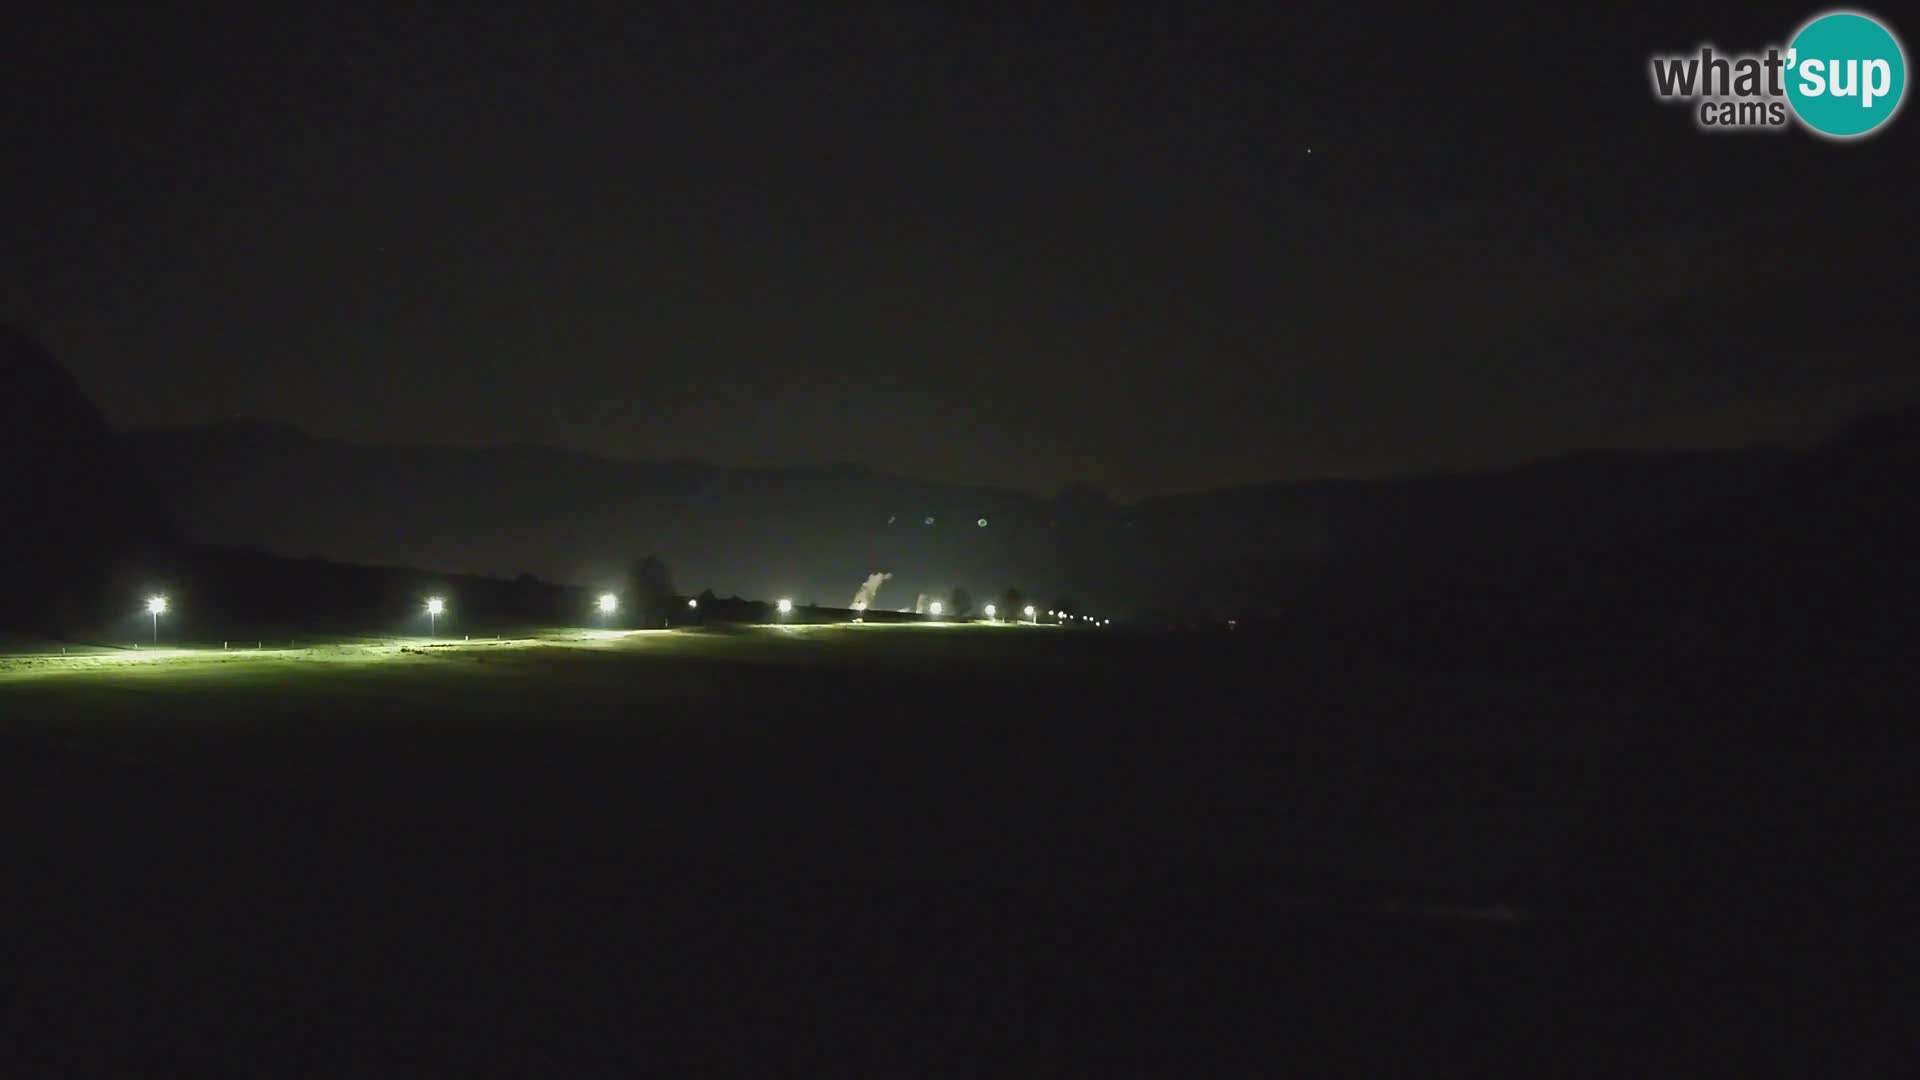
(1787, 11, 1906, 136)
(1649, 9, 1906, 139)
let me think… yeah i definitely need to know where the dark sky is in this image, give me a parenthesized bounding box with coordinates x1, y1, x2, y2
(6, 2, 1915, 499)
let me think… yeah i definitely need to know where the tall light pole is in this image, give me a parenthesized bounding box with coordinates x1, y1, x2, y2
(147, 595, 167, 645)
(426, 596, 445, 638)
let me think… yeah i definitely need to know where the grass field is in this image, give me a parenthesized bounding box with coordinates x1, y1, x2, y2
(3, 623, 1913, 1073)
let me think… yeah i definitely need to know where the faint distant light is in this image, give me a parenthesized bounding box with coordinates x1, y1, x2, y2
(777, 598, 794, 615)
(977, 517, 988, 527)
(597, 593, 618, 614)
(929, 601, 944, 617)
(924, 515, 936, 525)
(984, 604, 997, 619)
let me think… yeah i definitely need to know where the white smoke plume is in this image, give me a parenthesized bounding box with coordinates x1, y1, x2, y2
(851, 572, 891, 611)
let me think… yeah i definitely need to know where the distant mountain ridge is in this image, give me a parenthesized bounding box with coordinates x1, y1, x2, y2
(1, 325, 171, 629)
(124, 400, 1920, 630)
(125, 422, 1073, 612)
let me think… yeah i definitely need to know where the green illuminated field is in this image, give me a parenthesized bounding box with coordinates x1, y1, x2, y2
(4, 621, 1911, 1072)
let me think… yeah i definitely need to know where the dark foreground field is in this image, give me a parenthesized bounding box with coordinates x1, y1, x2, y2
(3, 625, 1914, 1074)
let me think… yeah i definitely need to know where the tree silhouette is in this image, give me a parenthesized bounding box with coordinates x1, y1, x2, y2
(949, 587, 974, 617)
(628, 555, 674, 628)
(1002, 587, 1026, 622)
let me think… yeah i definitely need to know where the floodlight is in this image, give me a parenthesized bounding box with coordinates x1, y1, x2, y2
(1024, 605, 1036, 619)
(984, 604, 997, 619)
(598, 593, 618, 614)
(146, 595, 168, 645)
(426, 597, 445, 616)
(687, 598, 698, 609)
(929, 601, 944, 617)
(777, 598, 794, 615)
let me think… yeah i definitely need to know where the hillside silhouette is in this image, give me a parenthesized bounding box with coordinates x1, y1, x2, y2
(125, 401, 1920, 650)
(0, 326, 171, 630)
(9, 324, 1918, 649)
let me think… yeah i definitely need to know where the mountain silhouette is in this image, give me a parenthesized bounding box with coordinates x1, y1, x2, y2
(123, 423, 1097, 612)
(122, 397, 1920, 645)
(0, 326, 172, 630)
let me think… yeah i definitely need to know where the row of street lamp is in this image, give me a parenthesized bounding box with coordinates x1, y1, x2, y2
(133, 591, 1104, 645)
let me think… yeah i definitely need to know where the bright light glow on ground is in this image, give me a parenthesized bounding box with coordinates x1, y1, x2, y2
(0, 621, 1066, 683)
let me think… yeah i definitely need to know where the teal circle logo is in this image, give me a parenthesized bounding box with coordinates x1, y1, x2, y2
(1786, 11, 1907, 138)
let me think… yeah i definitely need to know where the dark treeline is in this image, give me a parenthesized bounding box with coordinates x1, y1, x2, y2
(9, 322, 1920, 658)
(126, 391, 1920, 658)
(1164, 402, 1920, 661)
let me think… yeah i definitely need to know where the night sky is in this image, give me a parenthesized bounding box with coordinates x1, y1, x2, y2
(7, 2, 1915, 499)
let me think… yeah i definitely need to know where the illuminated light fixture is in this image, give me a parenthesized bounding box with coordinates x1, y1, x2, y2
(687, 598, 698, 609)
(984, 604, 997, 619)
(1023, 605, 1036, 620)
(598, 593, 619, 614)
(146, 595, 168, 645)
(777, 598, 794, 615)
(977, 517, 988, 527)
(426, 596, 445, 638)
(929, 601, 944, 617)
